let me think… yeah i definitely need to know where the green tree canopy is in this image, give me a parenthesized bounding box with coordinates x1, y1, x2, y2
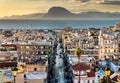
(75, 47, 83, 61)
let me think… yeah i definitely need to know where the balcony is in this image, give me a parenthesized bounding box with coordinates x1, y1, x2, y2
(83, 48, 100, 51)
(74, 71, 88, 77)
(0, 61, 17, 67)
(0, 51, 8, 54)
(9, 51, 17, 54)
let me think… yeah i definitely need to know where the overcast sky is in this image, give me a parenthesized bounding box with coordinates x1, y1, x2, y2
(0, 0, 120, 17)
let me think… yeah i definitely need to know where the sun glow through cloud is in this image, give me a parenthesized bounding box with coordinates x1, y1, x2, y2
(0, 0, 120, 17)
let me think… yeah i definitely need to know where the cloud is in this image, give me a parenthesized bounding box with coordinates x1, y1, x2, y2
(24, 0, 41, 1)
(68, 0, 103, 4)
(101, 0, 120, 5)
(68, 0, 90, 6)
(69, 0, 90, 3)
(70, 8, 98, 13)
(79, 0, 90, 2)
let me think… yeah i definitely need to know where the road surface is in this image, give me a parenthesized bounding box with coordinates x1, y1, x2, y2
(55, 42, 65, 83)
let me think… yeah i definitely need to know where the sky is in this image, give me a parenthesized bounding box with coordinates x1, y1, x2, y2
(0, 0, 120, 17)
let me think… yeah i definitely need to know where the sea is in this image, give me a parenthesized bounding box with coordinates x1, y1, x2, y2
(0, 19, 120, 29)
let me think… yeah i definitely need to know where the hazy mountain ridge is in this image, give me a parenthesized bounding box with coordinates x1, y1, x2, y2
(2, 6, 120, 19)
(3, 13, 44, 19)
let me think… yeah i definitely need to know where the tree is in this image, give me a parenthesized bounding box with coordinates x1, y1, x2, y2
(100, 76, 112, 83)
(75, 47, 83, 63)
(106, 76, 112, 83)
(75, 47, 83, 83)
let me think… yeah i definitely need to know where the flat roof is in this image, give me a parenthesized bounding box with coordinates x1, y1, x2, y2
(25, 72, 47, 80)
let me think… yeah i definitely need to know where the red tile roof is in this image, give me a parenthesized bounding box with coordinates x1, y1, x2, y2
(87, 71, 95, 77)
(1, 44, 17, 47)
(0, 61, 17, 67)
(112, 75, 120, 82)
(112, 76, 117, 82)
(72, 63, 90, 71)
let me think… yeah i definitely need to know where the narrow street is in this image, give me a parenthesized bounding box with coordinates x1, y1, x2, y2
(54, 42, 65, 83)
(55, 56, 65, 83)
(47, 38, 73, 83)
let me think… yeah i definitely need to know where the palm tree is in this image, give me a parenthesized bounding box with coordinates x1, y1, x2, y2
(75, 47, 83, 63)
(75, 47, 83, 83)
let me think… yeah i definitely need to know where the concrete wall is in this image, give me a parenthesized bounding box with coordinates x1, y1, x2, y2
(25, 79, 44, 83)
(16, 73, 24, 83)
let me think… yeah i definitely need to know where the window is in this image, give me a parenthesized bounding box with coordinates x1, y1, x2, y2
(88, 80, 90, 83)
(105, 50, 107, 53)
(26, 51, 29, 54)
(41, 46, 43, 49)
(26, 46, 29, 49)
(109, 40, 110, 44)
(45, 46, 48, 49)
(118, 68, 120, 71)
(41, 51, 44, 54)
(45, 52, 48, 54)
(104, 41, 107, 44)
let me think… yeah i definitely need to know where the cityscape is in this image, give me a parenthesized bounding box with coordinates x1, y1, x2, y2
(0, 21, 119, 83)
(0, 0, 120, 83)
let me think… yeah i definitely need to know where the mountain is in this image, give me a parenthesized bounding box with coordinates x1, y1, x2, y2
(44, 7, 74, 18)
(3, 13, 44, 19)
(2, 6, 120, 19)
(77, 11, 120, 18)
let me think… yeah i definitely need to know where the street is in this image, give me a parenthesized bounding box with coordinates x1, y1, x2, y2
(55, 56, 65, 83)
(47, 39, 73, 83)
(54, 41, 65, 83)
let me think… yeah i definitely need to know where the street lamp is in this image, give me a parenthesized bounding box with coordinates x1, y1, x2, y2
(104, 67, 112, 83)
(105, 67, 110, 76)
(99, 66, 111, 83)
(12, 67, 18, 83)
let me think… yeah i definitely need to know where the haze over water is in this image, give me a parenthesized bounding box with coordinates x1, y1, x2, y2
(0, 19, 119, 29)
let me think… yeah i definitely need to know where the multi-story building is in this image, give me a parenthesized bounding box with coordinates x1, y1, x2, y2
(11, 30, 56, 62)
(100, 30, 119, 60)
(62, 28, 79, 53)
(115, 22, 120, 31)
(18, 41, 52, 58)
(62, 28, 101, 60)
(72, 63, 95, 83)
(118, 35, 120, 55)
(79, 28, 100, 60)
(0, 44, 18, 68)
(62, 27, 120, 61)
(0, 29, 56, 66)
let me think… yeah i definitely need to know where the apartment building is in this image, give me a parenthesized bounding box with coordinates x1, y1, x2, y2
(79, 28, 100, 60)
(72, 63, 95, 83)
(62, 28, 79, 54)
(17, 41, 53, 61)
(115, 22, 120, 31)
(0, 44, 18, 68)
(100, 30, 119, 60)
(62, 28, 101, 60)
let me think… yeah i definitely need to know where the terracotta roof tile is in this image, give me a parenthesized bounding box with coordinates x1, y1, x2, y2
(72, 63, 90, 71)
(112, 76, 118, 82)
(87, 71, 95, 77)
